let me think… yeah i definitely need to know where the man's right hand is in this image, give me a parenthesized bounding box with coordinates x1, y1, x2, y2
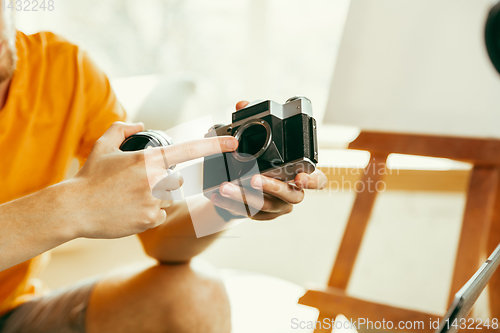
(68, 122, 238, 239)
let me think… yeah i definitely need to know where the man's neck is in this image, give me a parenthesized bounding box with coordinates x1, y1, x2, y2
(0, 77, 12, 110)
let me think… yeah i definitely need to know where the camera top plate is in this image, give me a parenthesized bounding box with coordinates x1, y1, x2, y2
(232, 97, 312, 124)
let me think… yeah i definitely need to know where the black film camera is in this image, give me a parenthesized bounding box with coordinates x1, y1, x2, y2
(202, 96, 318, 198)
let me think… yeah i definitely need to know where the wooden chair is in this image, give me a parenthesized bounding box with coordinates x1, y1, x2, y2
(299, 131, 500, 332)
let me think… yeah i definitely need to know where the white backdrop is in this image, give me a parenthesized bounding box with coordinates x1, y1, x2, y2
(324, 0, 500, 138)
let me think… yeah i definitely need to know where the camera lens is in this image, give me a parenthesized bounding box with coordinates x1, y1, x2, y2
(120, 130, 173, 152)
(233, 119, 272, 162)
(120, 135, 156, 151)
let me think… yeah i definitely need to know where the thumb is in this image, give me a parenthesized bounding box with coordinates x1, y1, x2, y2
(99, 121, 144, 150)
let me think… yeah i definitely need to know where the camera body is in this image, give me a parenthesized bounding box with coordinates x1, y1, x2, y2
(203, 96, 318, 198)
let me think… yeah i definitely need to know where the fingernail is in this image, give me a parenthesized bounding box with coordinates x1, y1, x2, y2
(226, 138, 238, 150)
(221, 184, 234, 196)
(253, 176, 264, 188)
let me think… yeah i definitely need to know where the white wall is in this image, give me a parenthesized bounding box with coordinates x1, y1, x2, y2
(325, 0, 500, 138)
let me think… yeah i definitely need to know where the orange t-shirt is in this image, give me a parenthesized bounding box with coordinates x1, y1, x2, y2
(0, 31, 126, 315)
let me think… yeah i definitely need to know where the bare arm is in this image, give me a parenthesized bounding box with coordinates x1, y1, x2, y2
(0, 180, 78, 271)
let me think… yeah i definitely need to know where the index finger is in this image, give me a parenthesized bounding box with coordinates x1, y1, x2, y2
(150, 136, 239, 167)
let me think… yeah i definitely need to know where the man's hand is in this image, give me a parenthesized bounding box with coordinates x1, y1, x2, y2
(70, 122, 239, 239)
(210, 101, 327, 221)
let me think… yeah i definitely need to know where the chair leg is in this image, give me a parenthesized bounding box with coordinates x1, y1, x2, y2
(448, 167, 499, 306)
(487, 169, 500, 328)
(328, 153, 388, 290)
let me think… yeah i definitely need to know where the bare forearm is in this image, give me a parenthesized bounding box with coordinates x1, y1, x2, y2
(0, 181, 77, 271)
(138, 196, 233, 263)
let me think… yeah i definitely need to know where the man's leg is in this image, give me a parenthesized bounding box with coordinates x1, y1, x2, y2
(85, 260, 231, 333)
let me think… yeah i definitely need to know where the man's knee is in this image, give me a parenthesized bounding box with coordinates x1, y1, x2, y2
(149, 260, 231, 333)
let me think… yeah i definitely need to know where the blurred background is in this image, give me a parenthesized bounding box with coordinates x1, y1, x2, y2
(16, 0, 350, 123)
(14, 1, 500, 332)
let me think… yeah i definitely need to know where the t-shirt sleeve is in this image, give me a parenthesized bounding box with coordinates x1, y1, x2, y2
(75, 52, 127, 165)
